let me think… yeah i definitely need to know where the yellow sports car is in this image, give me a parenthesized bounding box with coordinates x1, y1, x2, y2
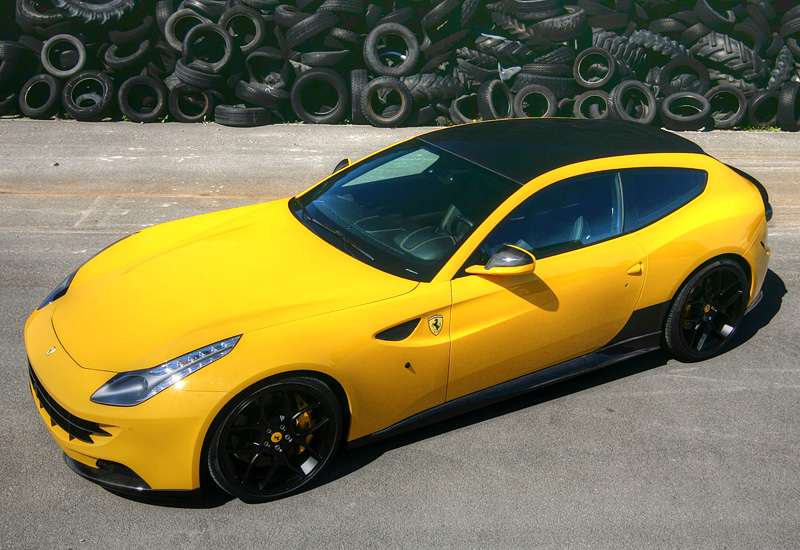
(25, 119, 771, 502)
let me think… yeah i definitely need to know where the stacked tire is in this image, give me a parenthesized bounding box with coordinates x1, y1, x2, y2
(0, 0, 798, 130)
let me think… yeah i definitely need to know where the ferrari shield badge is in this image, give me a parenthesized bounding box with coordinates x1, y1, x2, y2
(428, 315, 443, 336)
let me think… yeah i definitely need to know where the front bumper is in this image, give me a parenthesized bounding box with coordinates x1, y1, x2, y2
(25, 306, 232, 492)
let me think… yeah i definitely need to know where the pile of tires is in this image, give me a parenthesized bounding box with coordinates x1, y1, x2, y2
(1, 0, 799, 130)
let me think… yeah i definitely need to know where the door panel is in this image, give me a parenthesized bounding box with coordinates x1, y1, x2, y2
(447, 234, 647, 401)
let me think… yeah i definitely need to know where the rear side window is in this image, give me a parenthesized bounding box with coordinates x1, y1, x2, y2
(621, 168, 707, 232)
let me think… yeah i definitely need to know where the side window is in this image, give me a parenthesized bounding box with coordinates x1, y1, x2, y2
(621, 168, 707, 232)
(470, 171, 623, 265)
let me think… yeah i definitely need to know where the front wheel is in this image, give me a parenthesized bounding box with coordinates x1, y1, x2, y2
(664, 259, 749, 362)
(207, 376, 343, 502)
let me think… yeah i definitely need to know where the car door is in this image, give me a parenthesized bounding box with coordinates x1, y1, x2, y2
(446, 170, 648, 401)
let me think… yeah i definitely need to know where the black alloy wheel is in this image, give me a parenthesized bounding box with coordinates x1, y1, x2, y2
(208, 377, 343, 502)
(664, 259, 748, 362)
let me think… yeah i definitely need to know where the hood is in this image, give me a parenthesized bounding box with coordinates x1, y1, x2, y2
(52, 200, 417, 372)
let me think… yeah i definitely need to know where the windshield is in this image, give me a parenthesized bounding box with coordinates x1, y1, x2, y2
(291, 139, 520, 282)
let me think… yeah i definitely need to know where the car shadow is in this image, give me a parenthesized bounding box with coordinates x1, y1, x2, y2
(727, 269, 786, 351)
(112, 269, 785, 508)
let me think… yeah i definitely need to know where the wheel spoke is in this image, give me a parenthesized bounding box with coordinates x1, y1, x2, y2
(257, 459, 280, 490)
(241, 448, 264, 484)
(280, 389, 294, 419)
(695, 323, 712, 351)
(297, 415, 329, 437)
(720, 289, 743, 310)
(291, 401, 321, 422)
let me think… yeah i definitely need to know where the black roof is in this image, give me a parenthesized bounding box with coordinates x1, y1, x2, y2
(417, 118, 707, 185)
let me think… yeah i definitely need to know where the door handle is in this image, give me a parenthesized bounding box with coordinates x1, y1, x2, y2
(626, 262, 643, 276)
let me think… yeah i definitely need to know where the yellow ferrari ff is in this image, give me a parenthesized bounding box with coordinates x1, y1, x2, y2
(26, 119, 771, 502)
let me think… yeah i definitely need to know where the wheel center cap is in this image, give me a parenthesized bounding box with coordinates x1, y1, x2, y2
(703, 304, 711, 313)
(271, 432, 283, 443)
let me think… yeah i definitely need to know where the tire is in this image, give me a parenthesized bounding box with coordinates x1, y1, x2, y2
(705, 84, 746, 129)
(219, 7, 267, 55)
(274, 5, 311, 28)
(511, 72, 578, 97)
(363, 23, 419, 78)
(290, 67, 348, 124)
(608, 80, 657, 124)
(174, 59, 226, 89)
(663, 259, 748, 362)
(17, 0, 67, 27)
(659, 57, 710, 95)
(350, 69, 368, 124)
(168, 85, 215, 122)
(118, 75, 168, 123)
(164, 9, 212, 53)
(214, 103, 272, 126)
(41, 34, 86, 79)
(234, 79, 289, 109)
(707, 68, 760, 98)
(207, 376, 343, 502)
(19, 74, 63, 119)
(514, 0, 564, 22)
(182, 23, 234, 75)
(474, 34, 534, 65)
(361, 76, 412, 127)
(690, 30, 771, 84)
(51, 0, 137, 25)
(572, 89, 610, 119)
(421, 0, 459, 31)
(400, 73, 463, 102)
(628, 29, 691, 60)
(767, 46, 795, 91)
(512, 84, 557, 117)
(300, 50, 350, 67)
(62, 70, 115, 121)
(318, 0, 365, 15)
(103, 39, 152, 71)
(285, 11, 339, 50)
(660, 91, 712, 130)
(528, 6, 587, 42)
(747, 90, 779, 128)
(476, 79, 513, 119)
(109, 15, 155, 46)
(694, 0, 736, 31)
(777, 81, 800, 132)
(573, 47, 616, 89)
(449, 93, 480, 124)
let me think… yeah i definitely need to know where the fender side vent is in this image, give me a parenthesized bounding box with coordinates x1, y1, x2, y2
(375, 319, 420, 341)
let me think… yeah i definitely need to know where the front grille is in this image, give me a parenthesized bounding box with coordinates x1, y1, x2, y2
(29, 363, 110, 444)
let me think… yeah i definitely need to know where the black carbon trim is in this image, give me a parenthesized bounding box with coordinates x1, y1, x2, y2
(64, 454, 201, 498)
(375, 318, 421, 341)
(29, 363, 110, 444)
(725, 163, 772, 222)
(606, 301, 670, 346)
(348, 331, 661, 449)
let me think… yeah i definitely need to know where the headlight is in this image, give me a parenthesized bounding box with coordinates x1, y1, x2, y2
(37, 234, 133, 310)
(91, 335, 241, 406)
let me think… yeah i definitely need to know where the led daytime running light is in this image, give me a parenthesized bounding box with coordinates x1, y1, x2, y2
(91, 335, 241, 406)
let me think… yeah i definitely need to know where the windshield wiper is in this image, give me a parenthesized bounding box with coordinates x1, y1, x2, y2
(291, 197, 375, 262)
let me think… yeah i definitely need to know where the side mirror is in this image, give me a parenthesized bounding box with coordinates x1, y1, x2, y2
(465, 245, 536, 276)
(333, 158, 351, 174)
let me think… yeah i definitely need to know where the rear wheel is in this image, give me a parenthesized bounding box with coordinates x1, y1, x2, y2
(208, 376, 343, 502)
(664, 259, 748, 362)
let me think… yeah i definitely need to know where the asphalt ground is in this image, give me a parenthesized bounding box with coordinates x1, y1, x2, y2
(0, 119, 798, 549)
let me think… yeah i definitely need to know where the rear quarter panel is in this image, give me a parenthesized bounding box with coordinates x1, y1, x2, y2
(629, 154, 767, 309)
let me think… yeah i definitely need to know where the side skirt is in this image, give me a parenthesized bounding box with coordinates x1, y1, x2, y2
(348, 330, 662, 449)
